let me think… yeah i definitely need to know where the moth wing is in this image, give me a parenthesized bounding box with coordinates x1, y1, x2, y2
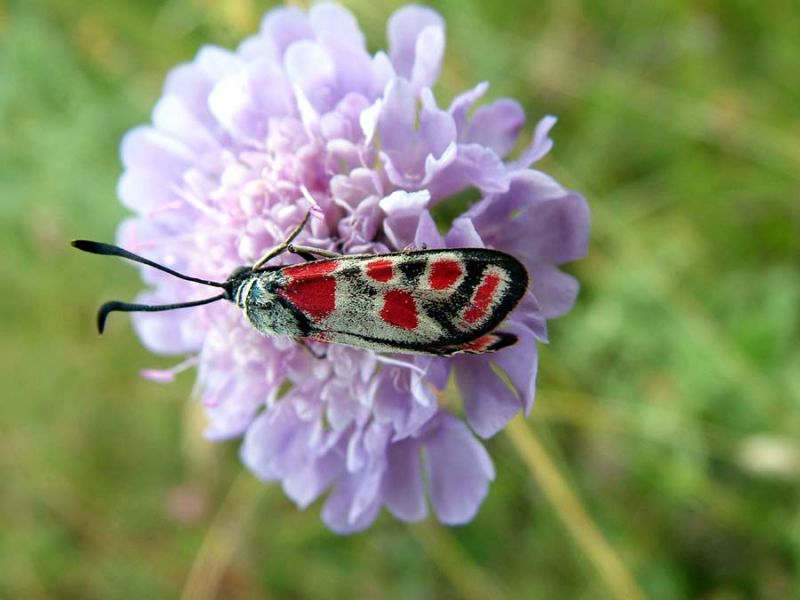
(295, 249, 528, 353)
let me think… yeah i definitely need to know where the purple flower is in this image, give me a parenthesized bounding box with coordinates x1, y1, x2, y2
(117, 3, 589, 533)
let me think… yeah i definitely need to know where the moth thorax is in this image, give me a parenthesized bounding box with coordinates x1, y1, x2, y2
(236, 274, 304, 337)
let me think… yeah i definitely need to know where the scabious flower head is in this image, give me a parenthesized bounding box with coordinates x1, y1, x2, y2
(117, 3, 589, 533)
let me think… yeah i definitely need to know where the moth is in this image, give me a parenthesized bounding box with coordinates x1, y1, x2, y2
(72, 212, 529, 356)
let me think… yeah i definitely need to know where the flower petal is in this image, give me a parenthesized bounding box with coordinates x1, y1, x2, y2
(240, 403, 302, 481)
(449, 81, 489, 130)
(387, 6, 445, 80)
(130, 290, 204, 355)
(410, 25, 445, 93)
(454, 355, 523, 438)
(466, 171, 590, 265)
(380, 190, 431, 248)
(309, 3, 365, 50)
(282, 446, 342, 509)
(384, 438, 427, 521)
(509, 115, 557, 168)
(423, 414, 495, 524)
(427, 143, 510, 201)
(260, 6, 313, 55)
(444, 217, 485, 248)
(322, 470, 383, 534)
(530, 264, 581, 318)
(463, 99, 525, 158)
(284, 40, 338, 113)
(373, 368, 438, 439)
(163, 46, 243, 128)
(490, 324, 539, 414)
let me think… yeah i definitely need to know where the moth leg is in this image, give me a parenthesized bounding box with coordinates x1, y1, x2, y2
(298, 339, 327, 359)
(287, 244, 342, 259)
(293, 250, 318, 262)
(252, 211, 311, 270)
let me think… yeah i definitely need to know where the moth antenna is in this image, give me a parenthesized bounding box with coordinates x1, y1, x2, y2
(97, 294, 227, 334)
(71, 240, 226, 289)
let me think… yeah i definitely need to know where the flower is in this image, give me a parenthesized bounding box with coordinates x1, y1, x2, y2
(116, 3, 589, 533)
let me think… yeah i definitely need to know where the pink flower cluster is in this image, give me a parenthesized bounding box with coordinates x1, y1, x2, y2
(117, 3, 589, 532)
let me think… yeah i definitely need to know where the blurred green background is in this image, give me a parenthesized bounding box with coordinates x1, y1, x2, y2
(1, 0, 798, 598)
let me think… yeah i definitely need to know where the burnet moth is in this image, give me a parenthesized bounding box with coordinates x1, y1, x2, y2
(72, 212, 529, 356)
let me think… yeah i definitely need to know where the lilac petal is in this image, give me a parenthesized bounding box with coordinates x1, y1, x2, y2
(236, 35, 279, 63)
(418, 142, 458, 188)
(284, 40, 338, 113)
(420, 89, 456, 156)
(463, 99, 525, 158)
(454, 355, 522, 438)
(376, 77, 413, 140)
(131, 292, 203, 355)
(240, 403, 301, 480)
(260, 6, 313, 55)
(444, 217, 485, 248)
(117, 169, 177, 215)
(509, 115, 557, 169)
(370, 51, 395, 96)
(378, 84, 456, 190)
(163, 46, 243, 128)
(322, 470, 383, 534)
(413, 211, 446, 249)
(387, 6, 445, 79)
(204, 378, 264, 440)
(530, 264, 581, 318)
(513, 290, 549, 342)
(152, 95, 219, 155)
(241, 398, 338, 508)
(117, 128, 194, 215)
(248, 59, 295, 118)
(410, 25, 445, 93)
(380, 190, 431, 248)
(331, 168, 382, 208)
(283, 445, 343, 509)
(384, 438, 427, 521)
(527, 190, 591, 264)
(208, 71, 255, 139)
(309, 3, 365, 50)
(364, 421, 393, 456)
(373, 368, 437, 439)
(318, 36, 374, 101)
(208, 60, 293, 142)
(346, 427, 367, 472)
(414, 356, 451, 389)
(337, 194, 383, 250)
(120, 126, 193, 176)
(490, 324, 539, 414)
(449, 81, 489, 131)
(349, 462, 386, 525)
(423, 414, 495, 524)
(324, 378, 366, 431)
(427, 143, 509, 201)
(466, 172, 590, 265)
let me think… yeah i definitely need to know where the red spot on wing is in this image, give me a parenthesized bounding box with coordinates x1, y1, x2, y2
(380, 289, 418, 330)
(282, 260, 337, 279)
(366, 258, 393, 282)
(463, 273, 501, 324)
(279, 278, 336, 320)
(464, 335, 494, 352)
(429, 259, 462, 290)
(278, 269, 337, 321)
